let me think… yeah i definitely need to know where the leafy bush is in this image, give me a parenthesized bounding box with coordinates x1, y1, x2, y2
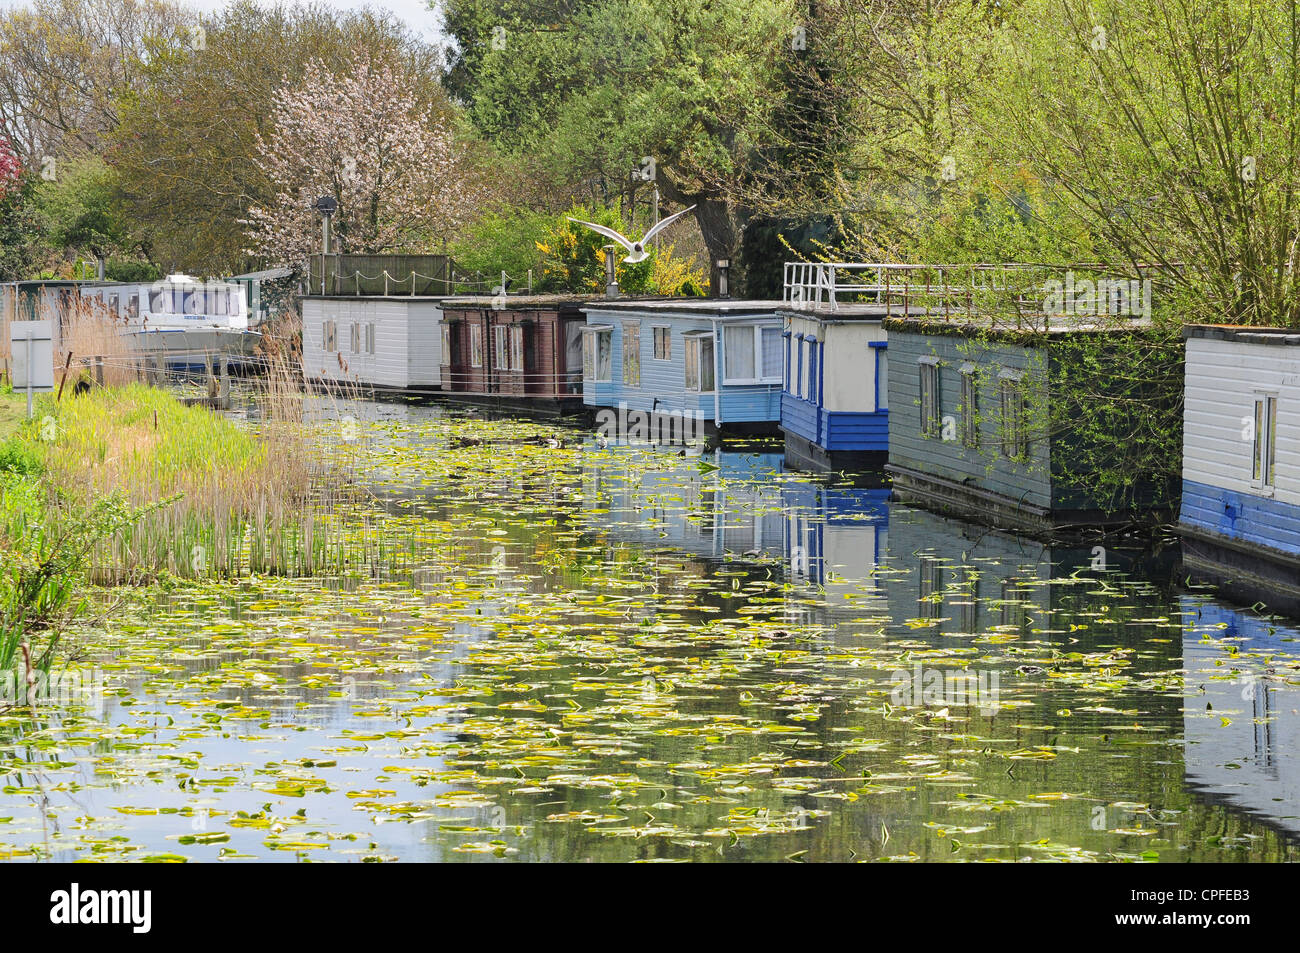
(0, 437, 42, 476)
(450, 207, 552, 286)
(0, 473, 145, 678)
(456, 203, 707, 296)
(535, 205, 652, 294)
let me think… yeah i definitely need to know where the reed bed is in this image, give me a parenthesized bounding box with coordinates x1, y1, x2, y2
(37, 303, 380, 580)
(59, 297, 138, 387)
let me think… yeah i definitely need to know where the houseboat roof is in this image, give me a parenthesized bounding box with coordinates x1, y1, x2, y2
(1184, 323, 1300, 345)
(883, 312, 1155, 339)
(301, 293, 455, 302)
(582, 298, 786, 317)
(442, 294, 602, 308)
(228, 267, 294, 282)
(780, 302, 929, 322)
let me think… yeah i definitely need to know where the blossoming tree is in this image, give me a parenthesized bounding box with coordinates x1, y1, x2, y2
(244, 55, 479, 264)
(0, 136, 20, 199)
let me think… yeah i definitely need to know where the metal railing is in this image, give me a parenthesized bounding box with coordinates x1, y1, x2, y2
(782, 261, 1160, 328)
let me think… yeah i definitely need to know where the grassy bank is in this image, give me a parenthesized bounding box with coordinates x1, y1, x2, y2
(0, 382, 360, 687)
(0, 390, 24, 440)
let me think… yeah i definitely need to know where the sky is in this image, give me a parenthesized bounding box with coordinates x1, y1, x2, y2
(0, 0, 446, 40)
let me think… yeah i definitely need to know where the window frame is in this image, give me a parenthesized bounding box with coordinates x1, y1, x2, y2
(583, 326, 613, 383)
(622, 320, 641, 387)
(684, 331, 715, 393)
(1252, 392, 1279, 490)
(510, 324, 524, 373)
(469, 324, 483, 368)
(722, 323, 783, 385)
(959, 362, 978, 449)
(999, 369, 1028, 461)
(651, 324, 672, 361)
(918, 357, 941, 437)
(493, 325, 509, 370)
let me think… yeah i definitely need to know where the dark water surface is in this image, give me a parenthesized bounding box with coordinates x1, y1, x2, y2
(1, 400, 1297, 862)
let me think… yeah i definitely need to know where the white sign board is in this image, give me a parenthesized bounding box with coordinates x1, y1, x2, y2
(9, 320, 55, 392)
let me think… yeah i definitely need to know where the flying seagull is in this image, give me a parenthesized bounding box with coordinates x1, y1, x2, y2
(566, 205, 697, 263)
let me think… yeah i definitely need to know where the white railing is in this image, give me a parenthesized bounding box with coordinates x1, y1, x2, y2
(782, 261, 1166, 330)
(783, 262, 1052, 314)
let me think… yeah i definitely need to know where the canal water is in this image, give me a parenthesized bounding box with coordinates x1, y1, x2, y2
(1, 399, 1298, 862)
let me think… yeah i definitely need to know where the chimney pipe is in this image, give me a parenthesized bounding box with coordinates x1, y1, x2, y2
(604, 246, 619, 299)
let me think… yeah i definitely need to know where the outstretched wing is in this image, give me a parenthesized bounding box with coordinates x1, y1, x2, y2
(641, 204, 697, 244)
(567, 218, 635, 252)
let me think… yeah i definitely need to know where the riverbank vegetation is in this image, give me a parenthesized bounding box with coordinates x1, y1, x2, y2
(0, 372, 375, 684)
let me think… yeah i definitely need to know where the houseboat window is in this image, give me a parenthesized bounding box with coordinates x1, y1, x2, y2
(597, 330, 612, 381)
(876, 348, 888, 410)
(723, 325, 754, 381)
(684, 333, 714, 392)
(510, 325, 524, 371)
(652, 326, 671, 360)
(1253, 394, 1278, 487)
(366, 323, 376, 355)
(441, 324, 451, 360)
(960, 364, 978, 448)
(790, 335, 800, 395)
(494, 325, 509, 370)
(622, 321, 640, 386)
(999, 375, 1027, 459)
(723, 324, 783, 384)
(323, 321, 336, 351)
(470, 325, 483, 367)
(127, 295, 139, 320)
(808, 342, 819, 402)
(148, 289, 169, 314)
(351, 323, 361, 354)
(584, 327, 613, 382)
(919, 359, 940, 436)
(761, 326, 782, 380)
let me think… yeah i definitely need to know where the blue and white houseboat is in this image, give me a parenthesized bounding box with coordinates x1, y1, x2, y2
(580, 298, 786, 437)
(779, 263, 894, 473)
(1178, 325, 1300, 614)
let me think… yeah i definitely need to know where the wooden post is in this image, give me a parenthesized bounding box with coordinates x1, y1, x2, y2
(56, 351, 73, 401)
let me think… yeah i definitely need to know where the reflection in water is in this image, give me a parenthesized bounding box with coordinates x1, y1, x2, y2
(1182, 600, 1300, 839)
(0, 400, 1297, 862)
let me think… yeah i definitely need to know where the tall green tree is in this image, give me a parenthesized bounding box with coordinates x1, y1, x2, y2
(987, 0, 1300, 325)
(437, 0, 797, 291)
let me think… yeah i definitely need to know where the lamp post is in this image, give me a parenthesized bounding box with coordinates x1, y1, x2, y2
(315, 195, 338, 295)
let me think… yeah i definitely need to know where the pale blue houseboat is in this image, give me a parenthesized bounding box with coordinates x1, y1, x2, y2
(580, 299, 786, 436)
